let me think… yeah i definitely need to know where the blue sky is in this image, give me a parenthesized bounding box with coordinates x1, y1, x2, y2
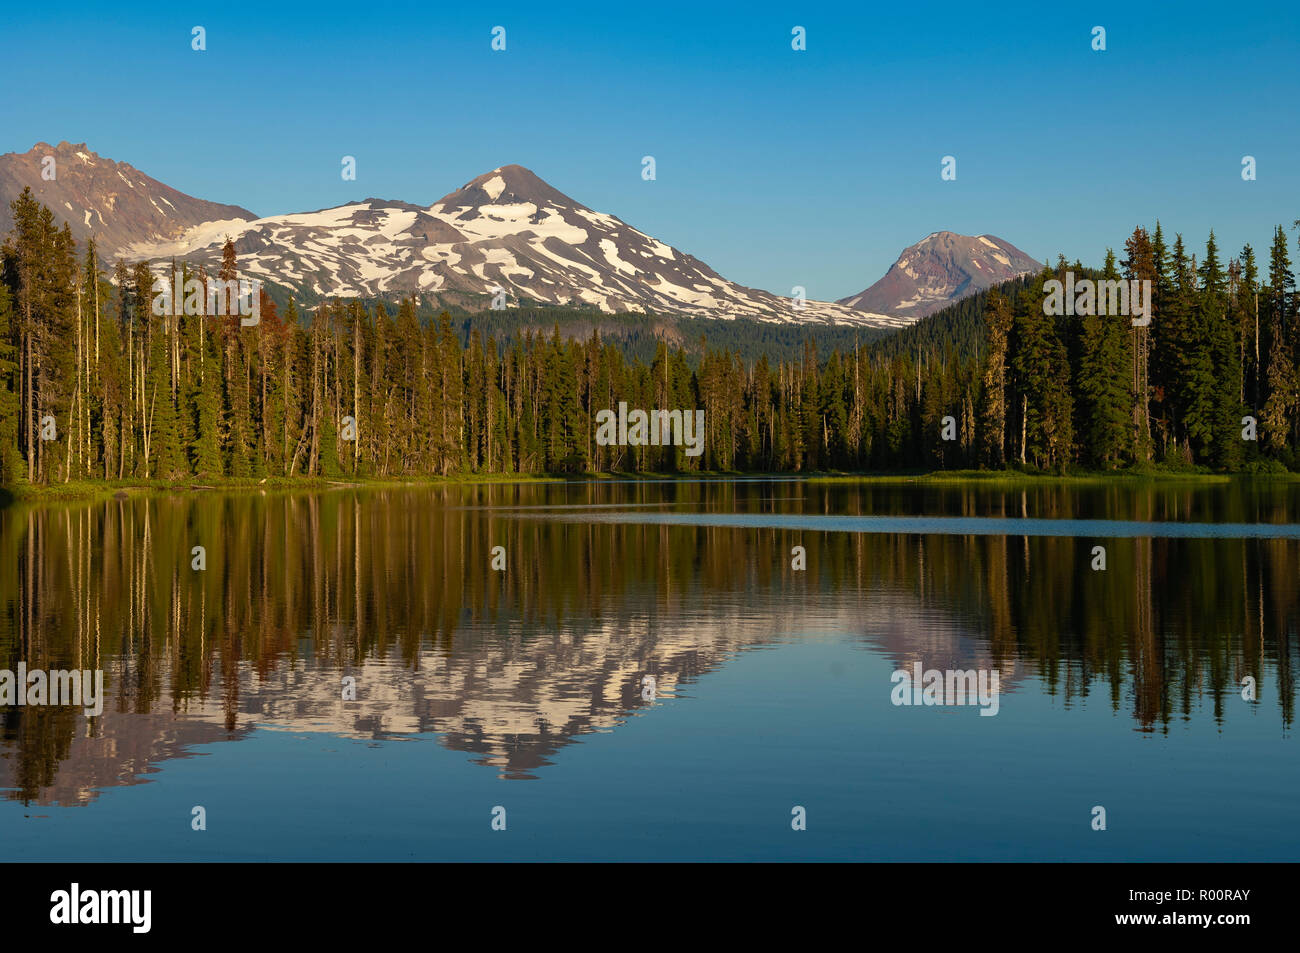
(3, 0, 1298, 300)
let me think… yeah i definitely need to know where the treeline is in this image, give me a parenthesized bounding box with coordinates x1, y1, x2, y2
(1, 182, 1297, 483)
(873, 273, 1039, 364)
(980, 224, 1298, 470)
(452, 305, 890, 367)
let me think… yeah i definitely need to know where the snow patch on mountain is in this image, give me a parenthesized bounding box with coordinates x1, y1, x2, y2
(125, 164, 907, 327)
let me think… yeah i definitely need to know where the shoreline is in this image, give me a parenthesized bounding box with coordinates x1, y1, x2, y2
(2, 467, 1295, 505)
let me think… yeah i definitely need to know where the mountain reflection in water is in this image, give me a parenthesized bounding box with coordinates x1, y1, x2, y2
(1, 479, 1296, 812)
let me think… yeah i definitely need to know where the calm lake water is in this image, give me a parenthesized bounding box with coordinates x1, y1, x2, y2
(1, 478, 1298, 861)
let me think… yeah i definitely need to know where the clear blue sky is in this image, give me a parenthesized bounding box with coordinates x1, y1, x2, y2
(2, 0, 1298, 300)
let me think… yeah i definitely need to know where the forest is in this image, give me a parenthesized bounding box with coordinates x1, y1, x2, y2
(1, 184, 1297, 484)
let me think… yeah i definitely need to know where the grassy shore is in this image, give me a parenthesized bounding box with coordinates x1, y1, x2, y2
(5, 465, 1299, 506)
(0, 472, 569, 505)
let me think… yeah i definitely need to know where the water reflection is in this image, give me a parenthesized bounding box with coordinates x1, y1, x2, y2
(0, 479, 1297, 806)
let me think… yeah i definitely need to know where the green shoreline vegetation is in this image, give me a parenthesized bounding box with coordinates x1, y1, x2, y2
(7, 466, 1294, 507)
(2, 185, 1299, 498)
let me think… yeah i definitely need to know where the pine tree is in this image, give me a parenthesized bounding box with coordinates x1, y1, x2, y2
(1077, 251, 1133, 468)
(1198, 231, 1243, 468)
(97, 305, 125, 479)
(0, 283, 20, 483)
(1012, 270, 1074, 469)
(1122, 226, 1156, 462)
(1262, 225, 1296, 453)
(1237, 243, 1261, 415)
(977, 290, 1013, 466)
(190, 294, 224, 477)
(1177, 233, 1221, 462)
(136, 261, 184, 478)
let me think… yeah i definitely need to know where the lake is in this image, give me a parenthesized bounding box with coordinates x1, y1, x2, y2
(1, 477, 1297, 861)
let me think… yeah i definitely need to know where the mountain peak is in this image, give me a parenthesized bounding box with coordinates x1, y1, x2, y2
(838, 231, 1041, 319)
(434, 164, 583, 211)
(0, 142, 257, 254)
(10, 141, 100, 163)
(115, 160, 903, 326)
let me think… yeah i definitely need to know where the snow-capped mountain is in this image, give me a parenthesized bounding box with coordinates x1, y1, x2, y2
(123, 164, 904, 326)
(0, 141, 256, 254)
(2, 143, 1035, 328)
(838, 231, 1042, 319)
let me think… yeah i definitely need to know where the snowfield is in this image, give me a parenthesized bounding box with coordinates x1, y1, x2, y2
(124, 166, 919, 328)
